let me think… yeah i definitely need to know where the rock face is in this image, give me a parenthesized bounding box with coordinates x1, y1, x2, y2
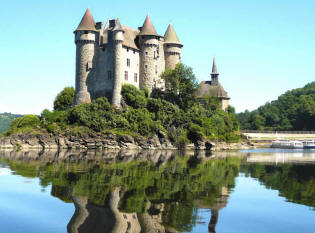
(0, 133, 254, 151)
(0, 133, 177, 150)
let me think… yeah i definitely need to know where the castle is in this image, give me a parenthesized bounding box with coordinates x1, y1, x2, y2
(74, 9, 183, 107)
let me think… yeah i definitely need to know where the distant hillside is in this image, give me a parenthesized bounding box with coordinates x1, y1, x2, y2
(238, 82, 315, 131)
(0, 113, 23, 133)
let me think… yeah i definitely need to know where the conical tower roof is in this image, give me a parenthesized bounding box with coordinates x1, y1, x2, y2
(211, 58, 219, 74)
(139, 15, 158, 36)
(164, 24, 181, 45)
(75, 8, 96, 32)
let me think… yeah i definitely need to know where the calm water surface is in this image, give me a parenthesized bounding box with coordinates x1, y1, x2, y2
(0, 149, 315, 233)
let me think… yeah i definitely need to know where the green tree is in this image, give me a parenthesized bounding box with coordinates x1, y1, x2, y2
(159, 63, 198, 110)
(238, 81, 315, 130)
(53, 87, 75, 111)
(5, 115, 40, 135)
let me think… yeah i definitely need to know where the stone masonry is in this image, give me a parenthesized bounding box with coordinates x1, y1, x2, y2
(74, 9, 183, 107)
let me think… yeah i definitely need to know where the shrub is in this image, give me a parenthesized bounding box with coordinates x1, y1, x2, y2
(5, 115, 40, 135)
(53, 87, 75, 111)
(121, 84, 147, 108)
(187, 123, 204, 143)
(123, 108, 162, 136)
(41, 109, 68, 130)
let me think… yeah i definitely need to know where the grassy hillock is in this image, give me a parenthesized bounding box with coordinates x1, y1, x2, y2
(4, 64, 240, 145)
(0, 113, 23, 133)
(238, 82, 315, 130)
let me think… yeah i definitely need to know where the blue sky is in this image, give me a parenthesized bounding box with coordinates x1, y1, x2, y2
(0, 0, 314, 114)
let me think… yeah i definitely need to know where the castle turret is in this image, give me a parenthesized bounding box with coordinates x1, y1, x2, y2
(111, 19, 125, 107)
(164, 24, 183, 70)
(211, 58, 219, 85)
(139, 15, 159, 92)
(74, 8, 97, 105)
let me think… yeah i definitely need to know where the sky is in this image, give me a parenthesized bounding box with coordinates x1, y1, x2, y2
(0, 0, 314, 114)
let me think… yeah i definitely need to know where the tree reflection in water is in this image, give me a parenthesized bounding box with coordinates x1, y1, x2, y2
(0, 149, 240, 233)
(2, 149, 315, 232)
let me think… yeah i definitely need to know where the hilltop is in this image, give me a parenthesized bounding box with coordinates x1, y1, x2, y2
(238, 82, 315, 130)
(0, 113, 23, 133)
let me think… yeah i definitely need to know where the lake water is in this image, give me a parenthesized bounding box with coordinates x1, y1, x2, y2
(0, 149, 315, 233)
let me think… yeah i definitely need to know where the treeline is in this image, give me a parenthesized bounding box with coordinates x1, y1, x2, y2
(238, 82, 315, 130)
(0, 113, 23, 133)
(4, 64, 240, 145)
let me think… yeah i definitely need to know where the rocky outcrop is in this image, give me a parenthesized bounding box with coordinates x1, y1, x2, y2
(0, 132, 254, 151)
(0, 132, 177, 150)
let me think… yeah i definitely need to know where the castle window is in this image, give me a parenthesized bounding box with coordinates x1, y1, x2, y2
(87, 61, 92, 70)
(125, 71, 128, 81)
(108, 71, 112, 80)
(134, 73, 138, 82)
(133, 50, 136, 54)
(155, 65, 157, 74)
(145, 51, 148, 55)
(144, 64, 148, 69)
(127, 58, 130, 67)
(127, 48, 129, 52)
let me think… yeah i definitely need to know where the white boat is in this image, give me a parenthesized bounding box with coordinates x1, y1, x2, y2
(270, 140, 304, 149)
(302, 140, 315, 149)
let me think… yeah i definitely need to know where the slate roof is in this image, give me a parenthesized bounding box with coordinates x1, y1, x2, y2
(196, 81, 230, 99)
(102, 22, 140, 50)
(75, 8, 96, 32)
(164, 24, 181, 45)
(139, 15, 159, 36)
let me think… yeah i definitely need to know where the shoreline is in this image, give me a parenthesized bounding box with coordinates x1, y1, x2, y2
(0, 133, 256, 151)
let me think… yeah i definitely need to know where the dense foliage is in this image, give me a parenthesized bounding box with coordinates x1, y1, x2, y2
(0, 113, 23, 133)
(238, 82, 315, 130)
(53, 87, 75, 111)
(5, 115, 40, 135)
(4, 64, 240, 143)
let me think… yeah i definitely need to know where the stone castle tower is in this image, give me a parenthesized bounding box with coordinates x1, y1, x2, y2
(74, 9, 183, 107)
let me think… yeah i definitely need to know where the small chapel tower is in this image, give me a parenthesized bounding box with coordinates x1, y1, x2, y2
(196, 58, 230, 110)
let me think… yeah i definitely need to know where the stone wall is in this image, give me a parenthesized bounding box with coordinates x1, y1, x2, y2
(74, 31, 96, 105)
(139, 36, 159, 91)
(221, 99, 229, 111)
(112, 31, 124, 107)
(94, 42, 115, 99)
(121, 47, 140, 88)
(164, 44, 182, 70)
(156, 39, 166, 90)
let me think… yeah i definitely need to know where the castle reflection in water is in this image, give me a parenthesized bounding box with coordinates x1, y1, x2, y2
(1, 148, 315, 233)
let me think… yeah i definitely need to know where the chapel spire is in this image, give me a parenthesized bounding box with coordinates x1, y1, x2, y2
(211, 58, 218, 74)
(139, 15, 158, 36)
(211, 58, 219, 85)
(75, 8, 96, 32)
